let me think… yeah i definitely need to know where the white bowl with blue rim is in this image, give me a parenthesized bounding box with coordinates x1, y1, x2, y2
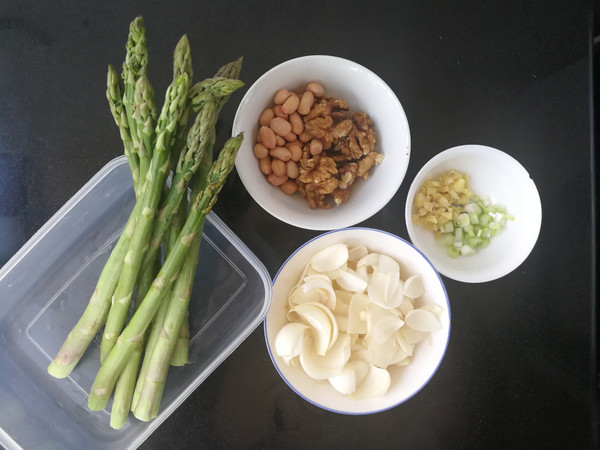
(264, 227, 450, 414)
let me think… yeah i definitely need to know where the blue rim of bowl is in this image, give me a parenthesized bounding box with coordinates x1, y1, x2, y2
(263, 227, 451, 415)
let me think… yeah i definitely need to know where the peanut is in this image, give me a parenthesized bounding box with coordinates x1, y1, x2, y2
(269, 147, 292, 161)
(259, 126, 277, 149)
(298, 131, 313, 143)
(259, 156, 272, 175)
(298, 91, 314, 115)
(267, 173, 288, 186)
(276, 135, 286, 147)
(280, 180, 298, 194)
(289, 112, 304, 135)
(284, 132, 297, 142)
(269, 117, 292, 137)
(306, 82, 325, 98)
(273, 105, 289, 119)
(286, 160, 299, 179)
(310, 139, 323, 156)
(253, 143, 269, 159)
(259, 108, 275, 127)
(281, 94, 300, 114)
(287, 142, 303, 161)
(274, 89, 292, 105)
(271, 158, 287, 176)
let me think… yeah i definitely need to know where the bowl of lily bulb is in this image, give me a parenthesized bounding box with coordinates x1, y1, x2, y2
(264, 227, 451, 414)
(233, 55, 411, 230)
(405, 144, 542, 283)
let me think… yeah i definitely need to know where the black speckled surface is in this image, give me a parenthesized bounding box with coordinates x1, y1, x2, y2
(0, 1, 596, 448)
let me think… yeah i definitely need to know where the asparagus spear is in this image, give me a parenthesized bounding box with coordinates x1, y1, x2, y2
(110, 334, 141, 429)
(170, 35, 194, 165)
(121, 16, 148, 150)
(106, 65, 139, 194)
(133, 78, 243, 305)
(88, 134, 243, 411)
(169, 311, 189, 366)
(111, 235, 166, 429)
(215, 56, 243, 83)
(133, 134, 214, 420)
(168, 57, 244, 367)
(189, 76, 245, 113)
(47, 202, 140, 379)
(129, 189, 185, 412)
(132, 75, 157, 183)
(100, 73, 190, 361)
(47, 18, 152, 379)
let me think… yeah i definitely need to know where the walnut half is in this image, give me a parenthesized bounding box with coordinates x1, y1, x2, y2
(294, 97, 382, 209)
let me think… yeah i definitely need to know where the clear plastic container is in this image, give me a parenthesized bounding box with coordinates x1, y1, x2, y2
(0, 156, 272, 449)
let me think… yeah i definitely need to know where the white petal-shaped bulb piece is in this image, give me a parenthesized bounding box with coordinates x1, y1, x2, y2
(350, 364, 391, 399)
(398, 295, 414, 317)
(335, 314, 349, 333)
(328, 363, 357, 395)
(301, 278, 336, 310)
(334, 290, 352, 315)
(395, 330, 415, 356)
(366, 336, 396, 369)
(371, 314, 405, 344)
(319, 333, 352, 369)
(403, 274, 425, 299)
(376, 254, 400, 275)
(299, 334, 351, 380)
(310, 243, 349, 273)
(368, 270, 403, 309)
(275, 322, 309, 363)
(399, 323, 430, 344)
(291, 302, 338, 355)
(334, 268, 368, 293)
(348, 245, 369, 262)
(419, 303, 446, 318)
(347, 293, 369, 335)
(405, 309, 442, 332)
(289, 277, 335, 309)
(356, 252, 379, 269)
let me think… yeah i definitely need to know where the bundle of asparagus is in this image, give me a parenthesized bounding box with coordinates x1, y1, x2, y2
(47, 16, 244, 429)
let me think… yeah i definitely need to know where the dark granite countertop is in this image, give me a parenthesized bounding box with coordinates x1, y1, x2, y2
(0, 1, 596, 448)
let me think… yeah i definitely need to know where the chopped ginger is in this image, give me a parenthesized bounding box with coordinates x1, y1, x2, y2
(412, 169, 474, 232)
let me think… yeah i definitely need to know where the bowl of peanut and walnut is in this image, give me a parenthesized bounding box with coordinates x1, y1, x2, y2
(233, 55, 411, 230)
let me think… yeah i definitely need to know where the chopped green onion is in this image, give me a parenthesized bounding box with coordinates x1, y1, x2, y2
(460, 244, 475, 256)
(465, 202, 481, 215)
(446, 246, 460, 258)
(436, 234, 454, 247)
(434, 197, 513, 257)
(457, 213, 470, 227)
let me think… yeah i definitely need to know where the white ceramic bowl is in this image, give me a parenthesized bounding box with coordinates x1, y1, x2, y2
(233, 55, 410, 230)
(405, 145, 542, 283)
(264, 228, 450, 414)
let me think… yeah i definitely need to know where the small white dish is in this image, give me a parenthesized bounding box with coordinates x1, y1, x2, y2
(233, 55, 410, 230)
(264, 228, 450, 414)
(405, 144, 542, 283)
